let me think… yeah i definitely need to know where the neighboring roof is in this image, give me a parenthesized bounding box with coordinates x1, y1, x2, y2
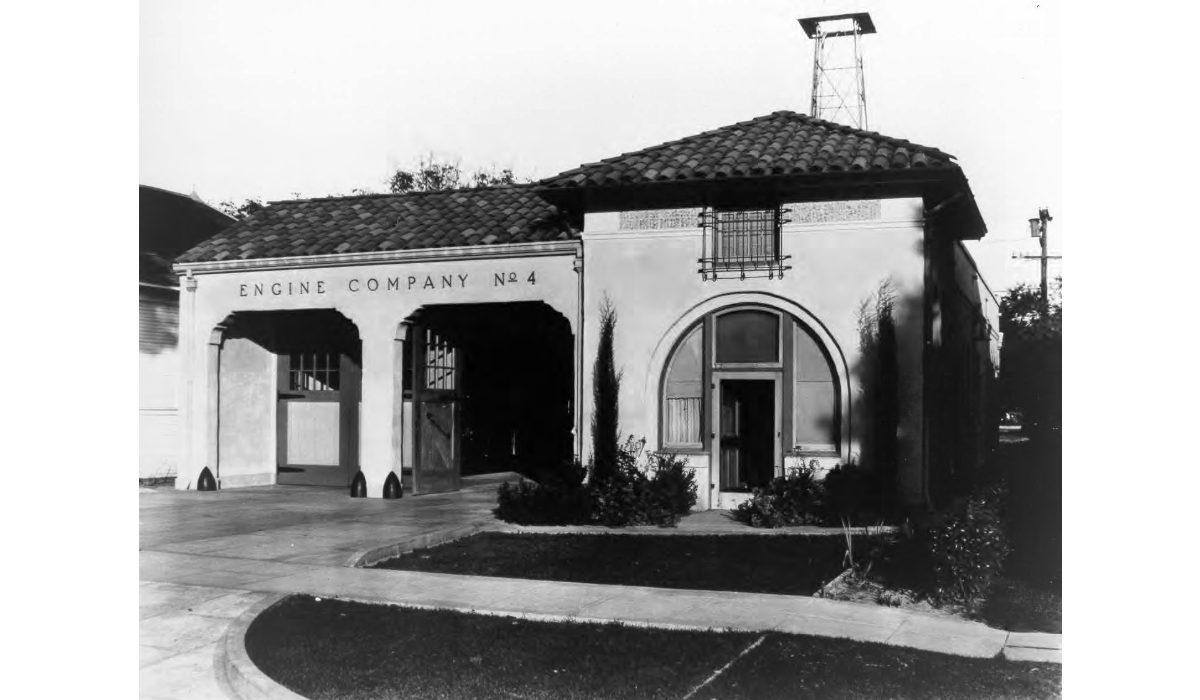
(140, 252, 179, 288)
(539, 110, 958, 190)
(176, 186, 577, 264)
(141, 185, 236, 284)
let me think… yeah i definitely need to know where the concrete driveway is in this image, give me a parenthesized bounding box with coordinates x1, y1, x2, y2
(138, 474, 517, 700)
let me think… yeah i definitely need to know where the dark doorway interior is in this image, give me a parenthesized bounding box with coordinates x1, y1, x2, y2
(406, 303, 574, 481)
(719, 379, 775, 491)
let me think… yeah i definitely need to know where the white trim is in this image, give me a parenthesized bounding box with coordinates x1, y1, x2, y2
(173, 240, 581, 274)
(644, 292, 852, 464)
(711, 371, 783, 509)
(781, 219, 922, 234)
(139, 281, 179, 291)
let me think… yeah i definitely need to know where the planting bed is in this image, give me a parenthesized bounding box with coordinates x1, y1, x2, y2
(246, 595, 1063, 700)
(369, 532, 853, 595)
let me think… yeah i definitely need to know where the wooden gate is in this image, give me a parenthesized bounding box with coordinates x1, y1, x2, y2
(412, 326, 462, 494)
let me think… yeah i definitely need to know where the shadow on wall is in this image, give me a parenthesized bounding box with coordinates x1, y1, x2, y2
(816, 278, 924, 509)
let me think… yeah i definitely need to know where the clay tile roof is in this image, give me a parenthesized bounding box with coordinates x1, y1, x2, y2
(539, 110, 958, 189)
(176, 185, 577, 264)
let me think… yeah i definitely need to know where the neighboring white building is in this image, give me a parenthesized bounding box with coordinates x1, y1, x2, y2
(171, 111, 1000, 508)
(140, 185, 235, 482)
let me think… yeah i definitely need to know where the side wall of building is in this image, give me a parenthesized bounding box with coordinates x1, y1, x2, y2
(925, 232, 1002, 504)
(579, 198, 929, 508)
(140, 287, 181, 480)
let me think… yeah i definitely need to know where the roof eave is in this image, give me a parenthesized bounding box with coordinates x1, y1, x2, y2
(538, 166, 966, 207)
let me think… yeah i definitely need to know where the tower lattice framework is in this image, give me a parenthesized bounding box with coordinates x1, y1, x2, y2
(799, 12, 876, 129)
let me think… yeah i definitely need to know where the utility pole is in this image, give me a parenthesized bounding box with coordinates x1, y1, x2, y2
(1011, 208, 1060, 305)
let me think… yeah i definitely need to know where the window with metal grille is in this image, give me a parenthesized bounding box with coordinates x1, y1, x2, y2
(423, 329, 456, 391)
(698, 206, 792, 280)
(288, 352, 340, 392)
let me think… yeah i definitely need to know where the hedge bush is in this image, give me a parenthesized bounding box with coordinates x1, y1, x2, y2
(822, 460, 892, 522)
(495, 460, 591, 525)
(495, 437, 697, 528)
(731, 464, 825, 528)
(921, 483, 1010, 605)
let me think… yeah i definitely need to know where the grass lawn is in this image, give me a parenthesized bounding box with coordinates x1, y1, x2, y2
(369, 532, 851, 595)
(246, 596, 1062, 700)
(978, 577, 1062, 634)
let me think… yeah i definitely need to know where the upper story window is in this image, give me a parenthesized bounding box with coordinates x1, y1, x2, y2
(698, 206, 792, 281)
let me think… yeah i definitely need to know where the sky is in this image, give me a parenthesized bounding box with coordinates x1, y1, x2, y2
(140, 0, 1061, 294)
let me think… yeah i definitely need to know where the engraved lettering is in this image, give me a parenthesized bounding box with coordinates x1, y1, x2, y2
(494, 273, 505, 286)
(254, 283, 264, 296)
(408, 276, 417, 290)
(388, 277, 400, 291)
(239, 284, 247, 297)
(271, 283, 282, 295)
(423, 276, 435, 290)
(367, 278, 379, 291)
(349, 279, 360, 292)
(317, 281, 325, 294)
(458, 274, 468, 286)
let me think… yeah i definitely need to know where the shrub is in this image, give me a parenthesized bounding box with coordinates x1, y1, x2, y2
(921, 483, 1010, 606)
(496, 438, 696, 528)
(731, 464, 825, 528)
(495, 460, 591, 525)
(822, 460, 892, 523)
(646, 450, 698, 518)
(590, 437, 696, 527)
(589, 436, 646, 526)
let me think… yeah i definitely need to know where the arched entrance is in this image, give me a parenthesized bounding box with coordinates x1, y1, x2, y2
(398, 302, 574, 494)
(654, 297, 850, 509)
(211, 309, 362, 488)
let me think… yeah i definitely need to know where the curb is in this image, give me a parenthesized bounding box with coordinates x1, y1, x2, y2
(215, 593, 308, 700)
(347, 520, 491, 568)
(1002, 630, 1063, 663)
(815, 567, 855, 598)
(493, 523, 900, 537)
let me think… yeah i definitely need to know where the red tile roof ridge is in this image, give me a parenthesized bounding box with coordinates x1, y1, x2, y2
(270, 182, 539, 206)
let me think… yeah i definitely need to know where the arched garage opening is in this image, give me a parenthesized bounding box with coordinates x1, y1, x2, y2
(212, 309, 362, 488)
(400, 302, 574, 493)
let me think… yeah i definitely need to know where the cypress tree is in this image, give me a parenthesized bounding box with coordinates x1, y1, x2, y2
(591, 296, 621, 483)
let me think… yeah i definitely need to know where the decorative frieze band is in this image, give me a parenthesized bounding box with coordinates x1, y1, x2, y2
(617, 201, 882, 232)
(788, 200, 882, 224)
(618, 208, 702, 231)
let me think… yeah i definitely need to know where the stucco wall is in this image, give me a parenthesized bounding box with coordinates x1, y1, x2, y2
(176, 249, 581, 495)
(217, 336, 276, 485)
(579, 198, 927, 504)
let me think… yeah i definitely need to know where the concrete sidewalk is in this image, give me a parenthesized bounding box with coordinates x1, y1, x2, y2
(139, 476, 1060, 700)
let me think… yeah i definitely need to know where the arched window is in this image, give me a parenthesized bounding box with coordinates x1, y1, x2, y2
(792, 322, 839, 452)
(662, 324, 703, 447)
(659, 306, 843, 459)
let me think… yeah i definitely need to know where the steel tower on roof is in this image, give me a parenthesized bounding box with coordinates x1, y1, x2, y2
(798, 12, 876, 130)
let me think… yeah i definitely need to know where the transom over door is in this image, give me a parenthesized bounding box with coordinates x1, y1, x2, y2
(412, 326, 462, 494)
